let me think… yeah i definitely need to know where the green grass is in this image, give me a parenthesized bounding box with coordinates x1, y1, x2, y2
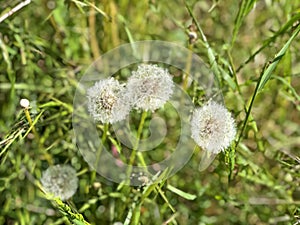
(1, 0, 300, 224)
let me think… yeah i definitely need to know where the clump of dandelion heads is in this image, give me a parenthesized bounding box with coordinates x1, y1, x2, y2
(125, 64, 174, 111)
(191, 101, 236, 154)
(87, 77, 130, 123)
(41, 164, 78, 201)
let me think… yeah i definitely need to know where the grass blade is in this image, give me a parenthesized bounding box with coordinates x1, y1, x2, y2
(231, 0, 257, 46)
(257, 24, 300, 92)
(236, 23, 300, 146)
(237, 12, 300, 72)
(167, 184, 197, 200)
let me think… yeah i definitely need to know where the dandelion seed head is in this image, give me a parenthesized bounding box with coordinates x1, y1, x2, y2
(125, 64, 174, 111)
(87, 78, 130, 123)
(191, 101, 236, 154)
(41, 164, 78, 200)
(20, 98, 30, 108)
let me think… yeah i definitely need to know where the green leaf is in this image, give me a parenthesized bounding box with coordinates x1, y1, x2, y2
(167, 184, 197, 200)
(232, 0, 257, 46)
(237, 12, 300, 72)
(273, 75, 300, 101)
(257, 24, 300, 92)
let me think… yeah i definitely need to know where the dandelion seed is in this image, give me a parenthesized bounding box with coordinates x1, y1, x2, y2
(41, 164, 78, 201)
(191, 101, 236, 154)
(125, 64, 174, 111)
(87, 78, 130, 123)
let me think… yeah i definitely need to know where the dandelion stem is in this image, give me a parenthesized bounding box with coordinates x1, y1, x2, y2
(91, 123, 109, 183)
(129, 111, 148, 166)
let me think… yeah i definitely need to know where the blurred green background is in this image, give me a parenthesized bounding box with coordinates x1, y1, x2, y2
(0, 0, 300, 224)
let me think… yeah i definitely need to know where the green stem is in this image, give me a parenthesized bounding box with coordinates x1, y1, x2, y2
(185, 2, 222, 84)
(53, 198, 91, 225)
(235, 70, 263, 148)
(23, 107, 39, 140)
(236, 23, 300, 147)
(156, 186, 176, 213)
(182, 44, 193, 90)
(125, 111, 149, 185)
(129, 111, 148, 166)
(91, 123, 109, 183)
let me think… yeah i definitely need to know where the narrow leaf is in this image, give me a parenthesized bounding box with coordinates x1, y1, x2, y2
(257, 24, 300, 92)
(167, 184, 197, 200)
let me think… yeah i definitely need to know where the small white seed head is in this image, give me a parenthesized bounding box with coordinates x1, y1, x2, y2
(124, 64, 174, 112)
(87, 78, 130, 124)
(191, 101, 236, 154)
(41, 164, 78, 201)
(20, 98, 30, 108)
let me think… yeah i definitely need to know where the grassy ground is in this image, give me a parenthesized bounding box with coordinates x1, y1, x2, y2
(0, 0, 300, 224)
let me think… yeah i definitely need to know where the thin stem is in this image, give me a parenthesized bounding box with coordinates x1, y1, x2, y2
(185, 2, 222, 82)
(182, 44, 193, 90)
(88, 0, 101, 60)
(125, 111, 149, 185)
(156, 186, 176, 213)
(235, 68, 263, 148)
(136, 152, 147, 167)
(0, 0, 31, 23)
(23, 107, 39, 139)
(129, 111, 148, 166)
(91, 123, 109, 183)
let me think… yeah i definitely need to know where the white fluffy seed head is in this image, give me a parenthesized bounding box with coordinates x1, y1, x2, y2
(191, 101, 236, 154)
(20, 98, 30, 108)
(125, 64, 174, 112)
(40, 164, 78, 201)
(87, 78, 130, 124)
